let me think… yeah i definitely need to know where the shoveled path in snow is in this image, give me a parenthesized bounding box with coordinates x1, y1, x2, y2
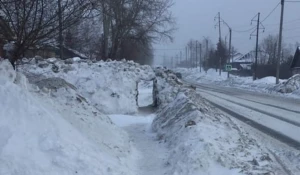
(109, 112, 169, 175)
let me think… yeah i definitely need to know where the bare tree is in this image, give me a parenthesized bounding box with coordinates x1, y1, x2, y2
(259, 34, 278, 65)
(93, 0, 176, 60)
(0, 0, 91, 68)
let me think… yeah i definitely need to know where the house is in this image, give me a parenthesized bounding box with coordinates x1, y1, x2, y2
(291, 47, 300, 75)
(230, 52, 253, 71)
(230, 51, 268, 70)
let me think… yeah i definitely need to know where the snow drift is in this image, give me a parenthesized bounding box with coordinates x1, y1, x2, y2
(272, 74, 300, 94)
(152, 67, 284, 175)
(0, 60, 137, 175)
(21, 59, 155, 114)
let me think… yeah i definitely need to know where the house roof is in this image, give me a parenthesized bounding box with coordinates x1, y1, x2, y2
(231, 51, 269, 63)
(291, 47, 300, 69)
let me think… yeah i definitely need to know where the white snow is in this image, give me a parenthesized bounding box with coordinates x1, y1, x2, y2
(151, 68, 287, 175)
(0, 60, 138, 175)
(137, 80, 154, 107)
(175, 67, 296, 97)
(200, 89, 300, 143)
(109, 113, 169, 175)
(20, 59, 155, 114)
(272, 74, 300, 94)
(72, 57, 81, 62)
(10, 58, 299, 175)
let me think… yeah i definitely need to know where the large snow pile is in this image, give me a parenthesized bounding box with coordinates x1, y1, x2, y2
(21, 59, 155, 114)
(152, 67, 285, 175)
(0, 60, 137, 175)
(272, 74, 300, 94)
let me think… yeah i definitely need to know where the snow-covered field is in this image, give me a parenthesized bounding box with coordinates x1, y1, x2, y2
(175, 67, 300, 98)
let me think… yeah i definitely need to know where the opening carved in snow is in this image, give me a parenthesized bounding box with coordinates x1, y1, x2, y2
(137, 80, 154, 107)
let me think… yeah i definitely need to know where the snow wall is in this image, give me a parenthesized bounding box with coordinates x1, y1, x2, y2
(21, 58, 156, 115)
(152, 67, 279, 175)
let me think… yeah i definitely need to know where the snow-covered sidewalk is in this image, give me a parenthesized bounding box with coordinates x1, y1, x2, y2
(109, 114, 169, 175)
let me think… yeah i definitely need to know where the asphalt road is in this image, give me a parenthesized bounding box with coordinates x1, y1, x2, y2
(186, 81, 300, 149)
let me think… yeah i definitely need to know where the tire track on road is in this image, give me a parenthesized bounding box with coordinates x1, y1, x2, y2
(184, 80, 300, 115)
(197, 89, 300, 127)
(200, 93, 300, 150)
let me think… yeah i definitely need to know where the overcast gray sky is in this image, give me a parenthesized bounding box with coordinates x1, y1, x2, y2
(153, 0, 300, 65)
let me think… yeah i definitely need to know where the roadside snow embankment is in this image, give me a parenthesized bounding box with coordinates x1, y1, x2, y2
(0, 60, 137, 175)
(21, 59, 155, 114)
(272, 74, 300, 94)
(175, 68, 296, 97)
(152, 67, 285, 175)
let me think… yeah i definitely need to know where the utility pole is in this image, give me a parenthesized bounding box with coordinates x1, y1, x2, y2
(254, 13, 260, 81)
(276, 0, 285, 84)
(176, 54, 179, 67)
(250, 13, 261, 80)
(185, 46, 188, 68)
(180, 51, 182, 67)
(58, 0, 63, 59)
(203, 37, 208, 73)
(218, 12, 222, 76)
(195, 41, 198, 69)
(190, 44, 192, 69)
(228, 28, 232, 78)
(200, 43, 202, 72)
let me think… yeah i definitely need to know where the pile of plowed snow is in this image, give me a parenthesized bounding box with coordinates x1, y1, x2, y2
(272, 74, 300, 94)
(21, 58, 155, 114)
(152, 67, 288, 175)
(0, 60, 138, 175)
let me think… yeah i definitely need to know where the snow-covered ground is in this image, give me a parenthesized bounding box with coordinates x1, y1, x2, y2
(175, 67, 300, 98)
(0, 60, 138, 175)
(152, 67, 300, 175)
(2, 58, 299, 175)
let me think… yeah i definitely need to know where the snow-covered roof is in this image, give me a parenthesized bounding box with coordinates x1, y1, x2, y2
(232, 51, 268, 63)
(232, 52, 253, 63)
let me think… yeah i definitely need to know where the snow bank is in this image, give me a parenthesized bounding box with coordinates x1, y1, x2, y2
(152, 68, 282, 175)
(272, 74, 300, 94)
(21, 59, 155, 114)
(0, 60, 137, 175)
(175, 67, 293, 97)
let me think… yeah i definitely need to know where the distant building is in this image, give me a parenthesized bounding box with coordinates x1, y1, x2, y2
(291, 47, 300, 75)
(230, 51, 267, 71)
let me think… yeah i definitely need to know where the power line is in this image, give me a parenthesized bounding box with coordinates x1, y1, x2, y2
(261, 2, 281, 22)
(231, 27, 256, 33)
(264, 18, 300, 26)
(153, 48, 185, 51)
